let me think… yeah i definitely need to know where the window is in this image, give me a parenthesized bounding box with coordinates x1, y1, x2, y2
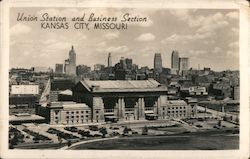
(76, 111, 79, 114)
(86, 115, 88, 118)
(163, 108, 165, 111)
(81, 111, 84, 114)
(86, 111, 89, 113)
(71, 116, 74, 118)
(81, 115, 84, 118)
(76, 116, 79, 118)
(66, 112, 69, 114)
(71, 112, 74, 114)
(55, 117, 58, 119)
(66, 116, 69, 119)
(96, 110, 99, 113)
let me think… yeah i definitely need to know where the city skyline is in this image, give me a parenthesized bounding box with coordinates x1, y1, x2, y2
(10, 8, 239, 71)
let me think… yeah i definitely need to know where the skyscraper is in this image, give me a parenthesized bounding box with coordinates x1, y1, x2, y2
(154, 53, 162, 73)
(55, 64, 63, 74)
(125, 58, 132, 70)
(108, 53, 112, 67)
(179, 57, 189, 71)
(65, 46, 76, 75)
(171, 50, 179, 69)
(120, 57, 127, 70)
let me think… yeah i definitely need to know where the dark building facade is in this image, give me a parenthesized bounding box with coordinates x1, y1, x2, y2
(154, 53, 162, 73)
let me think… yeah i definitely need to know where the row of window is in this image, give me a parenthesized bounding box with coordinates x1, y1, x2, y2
(66, 110, 90, 114)
(162, 110, 187, 114)
(65, 110, 100, 114)
(162, 107, 186, 110)
(66, 119, 89, 124)
(66, 115, 89, 119)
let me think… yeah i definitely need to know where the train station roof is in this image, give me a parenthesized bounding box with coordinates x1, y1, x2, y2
(78, 79, 168, 93)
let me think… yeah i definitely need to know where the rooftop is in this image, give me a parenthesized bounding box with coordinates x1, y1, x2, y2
(168, 100, 187, 105)
(50, 101, 90, 109)
(79, 79, 167, 93)
(9, 114, 45, 121)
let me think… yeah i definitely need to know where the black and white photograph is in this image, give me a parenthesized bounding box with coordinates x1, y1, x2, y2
(0, 0, 249, 159)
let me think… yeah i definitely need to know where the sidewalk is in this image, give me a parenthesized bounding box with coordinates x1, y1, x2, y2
(60, 136, 119, 150)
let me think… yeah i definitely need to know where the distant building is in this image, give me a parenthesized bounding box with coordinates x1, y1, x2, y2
(11, 85, 39, 95)
(233, 86, 239, 100)
(125, 58, 133, 70)
(40, 79, 75, 104)
(171, 50, 179, 74)
(161, 100, 197, 119)
(108, 53, 112, 67)
(55, 64, 64, 74)
(37, 102, 92, 125)
(33, 67, 53, 73)
(120, 57, 127, 70)
(94, 64, 105, 71)
(188, 86, 208, 96)
(50, 79, 75, 102)
(154, 53, 162, 73)
(76, 65, 91, 76)
(64, 46, 76, 76)
(179, 57, 189, 72)
(64, 59, 70, 75)
(9, 95, 38, 115)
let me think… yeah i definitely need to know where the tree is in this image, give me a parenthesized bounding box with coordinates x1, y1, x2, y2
(100, 127, 108, 138)
(142, 125, 148, 135)
(218, 120, 221, 127)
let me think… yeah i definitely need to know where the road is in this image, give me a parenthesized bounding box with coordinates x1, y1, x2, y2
(197, 105, 238, 119)
(68, 128, 239, 150)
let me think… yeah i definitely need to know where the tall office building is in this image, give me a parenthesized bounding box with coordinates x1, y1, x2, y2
(55, 64, 64, 74)
(125, 58, 133, 70)
(179, 57, 189, 71)
(64, 46, 76, 75)
(120, 57, 127, 70)
(108, 53, 112, 67)
(171, 50, 179, 69)
(154, 53, 162, 73)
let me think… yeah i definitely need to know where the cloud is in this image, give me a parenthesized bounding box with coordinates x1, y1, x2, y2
(161, 34, 182, 44)
(212, 47, 222, 54)
(106, 46, 129, 53)
(140, 46, 157, 57)
(170, 11, 230, 35)
(226, 50, 238, 57)
(161, 32, 214, 44)
(104, 32, 120, 40)
(204, 40, 215, 45)
(228, 41, 239, 49)
(43, 39, 57, 45)
(231, 27, 239, 33)
(135, 33, 155, 42)
(10, 23, 32, 36)
(226, 11, 239, 20)
(169, 10, 194, 22)
(188, 50, 207, 56)
(95, 41, 107, 52)
(41, 41, 72, 54)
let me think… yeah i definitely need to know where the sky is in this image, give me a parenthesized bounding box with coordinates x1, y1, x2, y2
(10, 8, 239, 71)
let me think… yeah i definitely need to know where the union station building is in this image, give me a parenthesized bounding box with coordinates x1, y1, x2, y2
(71, 79, 197, 123)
